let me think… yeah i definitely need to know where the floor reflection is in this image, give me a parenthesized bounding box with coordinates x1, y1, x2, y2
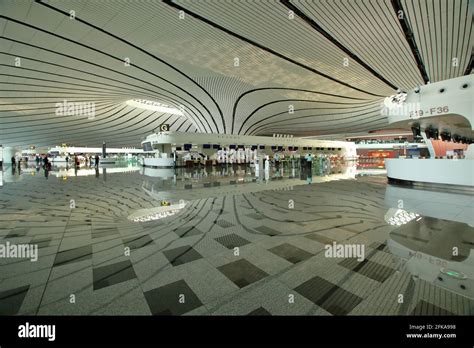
(0, 161, 472, 316)
(388, 217, 474, 301)
(384, 185, 474, 303)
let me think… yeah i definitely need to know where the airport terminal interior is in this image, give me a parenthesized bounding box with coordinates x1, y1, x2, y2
(0, 0, 473, 317)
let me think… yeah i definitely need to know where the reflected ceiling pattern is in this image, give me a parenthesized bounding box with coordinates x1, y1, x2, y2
(0, 167, 473, 315)
(0, 0, 472, 147)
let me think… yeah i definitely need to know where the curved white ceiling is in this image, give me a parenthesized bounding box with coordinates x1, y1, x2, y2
(0, 0, 472, 147)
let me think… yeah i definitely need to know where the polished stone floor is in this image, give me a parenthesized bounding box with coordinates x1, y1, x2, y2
(0, 162, 473, 315)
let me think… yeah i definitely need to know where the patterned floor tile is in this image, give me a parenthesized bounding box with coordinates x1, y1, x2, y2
(339, 258, 394, 283)
(217, 259, 268, 288)
(268, 243, 313, 264)
(54, 245, 92, 267)
(247, 306, 272, 315)
(92, 227, 119, 239)
(1, 167, 472, 316)
(5, 228, 29, 238)
(173, 227, 203, 238)
(0, 285, 30, 315)
(123, 234, 154, 250)
(254, 225, 281, 236)
(294, 276, 363, 315)
(214, 233, 250, 249)
(30, 236, 53, 249)
(246, 213, 265, 220)
(163, 246, 203, 266)
(215, 220, 235, 228)
(93, 260, 137, 291)
(411, 300, 455, 315)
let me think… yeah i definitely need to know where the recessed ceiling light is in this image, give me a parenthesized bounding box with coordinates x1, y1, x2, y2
(126, 99, 184, 115)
